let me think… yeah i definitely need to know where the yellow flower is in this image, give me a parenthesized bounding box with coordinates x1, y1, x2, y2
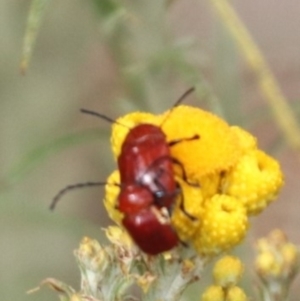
(281, 243, 299, 268)
(161, 105, 242, 180)
(105, 226, 133, 249)
(201, 285, 225, 301)
(222, 150, 284, 215)
(230, 126, 257, 153)
(79, 237, 102, 259)
(226, 286, 248, 301)
(213, 256, 244, 288)
(77, 237, 108, 271)
(110, 106, 243, 182)
(200, 285, 247, 301)
(192, 194, 248, 256)
(255, 229, 299, 281)
(255, 250, 281, 277)
(103, 105, 283, 257)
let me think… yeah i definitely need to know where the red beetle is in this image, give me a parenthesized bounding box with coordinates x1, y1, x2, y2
(107, 89, 198, 253)
(51, 88, 197, 255)
(111, 123, 181, 254)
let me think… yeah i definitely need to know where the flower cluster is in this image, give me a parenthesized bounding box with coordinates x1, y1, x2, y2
(104, 105, 283, 255)
(201, 256, 248, 301)
(254, 229, 299, 300)
(39, 227, 204, 301)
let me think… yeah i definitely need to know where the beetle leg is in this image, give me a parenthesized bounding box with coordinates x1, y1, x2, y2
(171, 157, 200, 188)
(176, 184, 197, 221)
(167, 134, 200, 147)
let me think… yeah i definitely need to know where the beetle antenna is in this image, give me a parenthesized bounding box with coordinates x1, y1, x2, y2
(80, 109, 131, 129)
(50, 181, 120, 211)
(172, 87, 195, 108)
(160, 87, 195, 127)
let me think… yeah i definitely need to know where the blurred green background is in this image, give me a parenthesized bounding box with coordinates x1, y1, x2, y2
(1, 0, 300, 300)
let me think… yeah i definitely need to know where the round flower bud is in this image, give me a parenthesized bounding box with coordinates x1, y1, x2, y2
(201, 285, 225, 301)
(213, 256, 244, 287)
(226, 286, 248, 301)
(192, 194, 248, 255)
(222, 150, 283, 215)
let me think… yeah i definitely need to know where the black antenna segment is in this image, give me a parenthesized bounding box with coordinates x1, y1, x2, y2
(172, 87, 195, 108)
(50, 181, 120, 211)
(160, 87, 195, 127)
(80, 109, 131, 129)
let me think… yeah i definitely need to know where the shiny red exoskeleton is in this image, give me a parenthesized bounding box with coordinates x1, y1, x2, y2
(123, 207, 178, 255)
(118, 184, 178, 255)
(116, 124, 180, 254)
(116, 102, 199, 254)
(118, 124, 177, 209)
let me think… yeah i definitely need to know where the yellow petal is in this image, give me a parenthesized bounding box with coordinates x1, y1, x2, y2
(201, 285, 225, 301)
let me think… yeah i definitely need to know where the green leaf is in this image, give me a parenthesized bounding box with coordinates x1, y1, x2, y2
(20, 0, 50, 74)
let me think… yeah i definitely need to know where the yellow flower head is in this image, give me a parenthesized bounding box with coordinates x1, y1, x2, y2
(105, 226, 133, 249)
(77, 237, 108, 271)
(226, 286, 248, 301)
(192, 194, 249, 256)
(110, 105, 243, 181)
(255, 229, 299, 282)
(213, 256, 244, 288)
(201, 285, 225, 301)
(222, 149, 284, 215)
(103, 105, 283, 256)
(160, 105, 242, 180)
(200, 285, 247, 301)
